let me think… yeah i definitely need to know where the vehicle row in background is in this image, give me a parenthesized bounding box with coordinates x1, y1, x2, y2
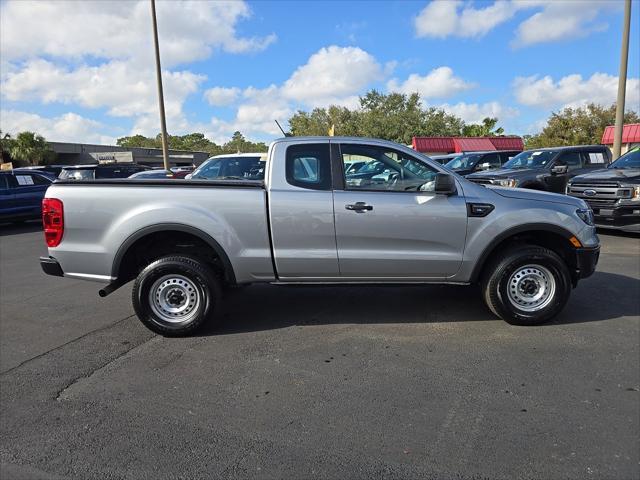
(464, 145, 612, 194)
(566, 147, 640, 232)
(0, 170, 53, 222)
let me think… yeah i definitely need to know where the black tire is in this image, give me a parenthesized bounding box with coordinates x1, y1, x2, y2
(481, 245, 572, 326)
(132, 255, 222, 336)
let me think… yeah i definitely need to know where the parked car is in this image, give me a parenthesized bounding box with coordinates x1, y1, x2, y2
(430, 153, 461, 165)
(0, 170, 53, 223)
(40, 136, 599, 336)
(58, 164, 151, 180)
(128, 169, 175, 179)
(187, 153, 266, 180)
(566, 147, 640, 232)
(445, 150, 521, 176)
(466, 145, 611, 193)
(15, 165, 69, 178)
(12, 167, 57, 181)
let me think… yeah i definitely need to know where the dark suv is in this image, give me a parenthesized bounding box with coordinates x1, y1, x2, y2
(566, 147, 640, 232)
(444, 150, 521, 176)
(466, 145, 612, 193)
(58, 164, 150, 180)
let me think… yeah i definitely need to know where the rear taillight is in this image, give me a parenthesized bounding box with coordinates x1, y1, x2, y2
(42, 198, 64, 247)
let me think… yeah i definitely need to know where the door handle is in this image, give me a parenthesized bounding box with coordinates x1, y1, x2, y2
(345, 202, 373, 212)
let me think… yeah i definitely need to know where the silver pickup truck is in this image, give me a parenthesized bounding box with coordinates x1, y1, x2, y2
(40, 137, 600, 335)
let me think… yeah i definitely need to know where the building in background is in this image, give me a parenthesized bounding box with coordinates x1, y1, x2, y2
(47, 141, 209, 167)
(411, 136, 524, 156)
(601, 124, 640, 155)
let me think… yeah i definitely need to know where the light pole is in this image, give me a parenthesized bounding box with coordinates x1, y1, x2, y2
(613, 0, 632, 160)
(150, 0, 170, 170)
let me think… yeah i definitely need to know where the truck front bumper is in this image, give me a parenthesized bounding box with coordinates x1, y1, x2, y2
(40, 256, 64, 277)
(573, 246, 599, 281)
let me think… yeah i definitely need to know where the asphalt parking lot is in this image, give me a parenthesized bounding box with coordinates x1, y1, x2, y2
(0, 222, 638, 480)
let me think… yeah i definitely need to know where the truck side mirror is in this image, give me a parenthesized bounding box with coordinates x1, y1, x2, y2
(551, 164, 568, 175)
(434, 173, 456, 195)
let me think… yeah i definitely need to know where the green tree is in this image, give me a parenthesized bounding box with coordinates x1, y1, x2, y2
(525, 103, 640, 149)
(8, 131, 53, 166)
(462, 117, 504, 137)
(288, 90, 465, 143)
(0, 131, 15, 162)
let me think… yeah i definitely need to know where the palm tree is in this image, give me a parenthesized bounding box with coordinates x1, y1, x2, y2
(8, 131, 49, 166)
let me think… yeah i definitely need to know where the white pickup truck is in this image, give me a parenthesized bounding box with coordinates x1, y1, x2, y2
(40, 137, 600, 335)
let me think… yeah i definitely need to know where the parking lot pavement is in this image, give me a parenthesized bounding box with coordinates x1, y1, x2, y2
(1, 223, 638, 480)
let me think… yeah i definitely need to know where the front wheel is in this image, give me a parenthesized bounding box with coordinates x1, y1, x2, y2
(132, 255, 222, 336)
(481, 245, 572, 325)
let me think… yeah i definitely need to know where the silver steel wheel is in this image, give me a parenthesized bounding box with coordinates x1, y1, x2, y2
(149, 274, 201, 324)
(506, 264, 556, 312)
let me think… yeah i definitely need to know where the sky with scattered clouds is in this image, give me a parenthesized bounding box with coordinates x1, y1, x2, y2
(1, 0, 639, 145)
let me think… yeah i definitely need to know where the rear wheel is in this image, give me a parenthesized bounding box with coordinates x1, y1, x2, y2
(481, 245, 571, 325)
(132, 255, 221, 336)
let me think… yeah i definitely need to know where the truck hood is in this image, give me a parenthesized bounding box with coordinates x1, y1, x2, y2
(570, 168, 640, 184)
(487, 185, 586, 208)
(466, 168, 543, 180)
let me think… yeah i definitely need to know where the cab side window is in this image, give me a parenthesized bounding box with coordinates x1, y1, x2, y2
(558, 152, 582, 171)
(0, 175, 8, 190)
(584, 151, 607, 167)
(341, 144, 437, 192)
(285, 144, 331, 190)
(483, 153, 501, 168)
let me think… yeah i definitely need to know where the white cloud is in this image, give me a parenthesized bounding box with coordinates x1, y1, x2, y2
(387, 67, 475, 99)
(202, 46, 384, 139)
(513, 73, 640, 110)
(0, 0, 276, 68)
(413, 1, 614, 46)
(414, 0, 519, 39)
(204, 87, 241, 106)
(0, 110, 117, 144)
(513, 1, 611, 47)
(438, 101, 519, 124)
(282, 46, 383, 107)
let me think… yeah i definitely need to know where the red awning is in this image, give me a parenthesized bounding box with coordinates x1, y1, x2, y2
(412, 137, 455, 153)
(601, 123, 640, 144)
(488, 136, 524, 151)
(453, 137, 496, 153)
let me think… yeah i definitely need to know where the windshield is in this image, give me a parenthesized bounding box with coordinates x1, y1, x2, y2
(191, 156, 265, 180)
(445, 154, 482, 170)
(503, 150, 557, 169)
(609, 148, 640, 169)
(58, 169, 94, 180)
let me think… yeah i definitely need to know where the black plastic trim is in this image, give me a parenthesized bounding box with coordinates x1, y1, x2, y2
(466, 203, 495, 217)
(40, 256, 64, 277)
(111, 223, 237, 284)
(574, 246, 600, 280)
(53, 179, 264, 188)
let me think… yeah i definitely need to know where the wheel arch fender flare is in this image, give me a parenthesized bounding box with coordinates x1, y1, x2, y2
(111, 223, 236, 284)
(469, 223, 578, 283)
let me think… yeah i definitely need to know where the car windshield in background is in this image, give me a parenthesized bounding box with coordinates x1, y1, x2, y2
(58, 169, 94, 181)
(609, 148, 640, 169)
(503, 150, 557, 169)
(445, 154, 481, 170)
(191, 157, 265, 180)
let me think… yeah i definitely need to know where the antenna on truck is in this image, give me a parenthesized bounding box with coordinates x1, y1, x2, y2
(274, 120, 291, 137)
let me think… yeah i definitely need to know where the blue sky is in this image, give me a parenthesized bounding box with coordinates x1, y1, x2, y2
(1, 0, 639, 145)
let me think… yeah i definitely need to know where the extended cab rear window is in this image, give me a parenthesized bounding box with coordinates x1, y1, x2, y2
(285, 144, 331, 190)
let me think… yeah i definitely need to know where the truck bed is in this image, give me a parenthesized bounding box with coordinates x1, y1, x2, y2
(46, 180, 275, 283)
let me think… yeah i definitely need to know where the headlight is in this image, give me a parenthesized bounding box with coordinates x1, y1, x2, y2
(496, 178, 518, 188)
(576, 208, 594, 226)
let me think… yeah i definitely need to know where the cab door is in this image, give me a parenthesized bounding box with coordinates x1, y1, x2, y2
(268, 141, 340, 279)
(333, 143, 468, 279)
